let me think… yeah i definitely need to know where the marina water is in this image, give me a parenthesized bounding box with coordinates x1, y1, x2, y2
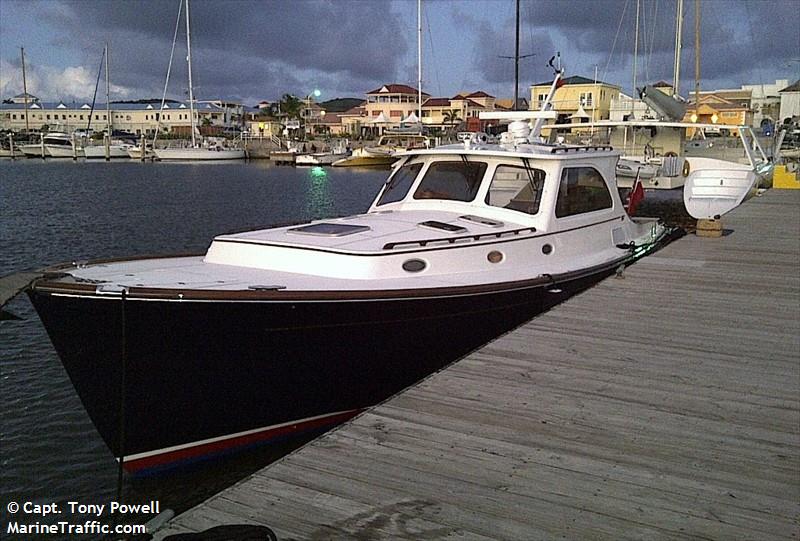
(0, 160, 386, 535)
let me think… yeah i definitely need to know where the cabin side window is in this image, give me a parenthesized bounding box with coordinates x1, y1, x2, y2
(485, 165, 545, 215)
(376, 162, 423, 206)
(555, 167, 613, 218)
(413, 160, 487, 202)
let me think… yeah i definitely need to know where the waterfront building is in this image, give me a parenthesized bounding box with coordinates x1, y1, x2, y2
(778, 80, 800, 124)
(529, 75, 621, 125)
(742, 79, 788, 126)
(682, 91, 752, 136)
(0, 95, 245, 135)
(337, 105, 369, 136)
(494, 98, 530, 111)
(243, 108, 282, 139)
(421, 92, 495, 133)
(365, 84, 430, 123)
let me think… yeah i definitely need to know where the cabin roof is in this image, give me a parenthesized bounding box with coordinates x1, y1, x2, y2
(531, 75, 619, 88)
(397, 143, 620, 161)
(366, 84, 429, 96)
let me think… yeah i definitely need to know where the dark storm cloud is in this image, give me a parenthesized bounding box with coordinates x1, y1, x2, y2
(451, 5, 556, 90)
(516, 0, 799, 92)
(697, 0, 799, 85)
(38, 0, 408, 101)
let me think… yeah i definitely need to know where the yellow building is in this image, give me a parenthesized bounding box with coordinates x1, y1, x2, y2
(421, 92, 497, 132)
(529, 76, 621, 123)
(365, 84, 429, 123)
(244, 115, 282, 138)
(683, 92, 752, 136)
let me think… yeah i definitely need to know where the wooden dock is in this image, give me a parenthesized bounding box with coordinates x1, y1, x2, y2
(154, 190, 800, 541)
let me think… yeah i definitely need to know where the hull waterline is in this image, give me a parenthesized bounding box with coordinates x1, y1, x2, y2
(27, 262, 629, 474)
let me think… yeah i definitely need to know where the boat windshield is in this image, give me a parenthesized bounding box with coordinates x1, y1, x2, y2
(485, 164, 545, 215)
(376, 161, 424, 206)
(413, 160, 487, 202)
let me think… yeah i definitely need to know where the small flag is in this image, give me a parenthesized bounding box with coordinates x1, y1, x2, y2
(627, 169, 645, 216)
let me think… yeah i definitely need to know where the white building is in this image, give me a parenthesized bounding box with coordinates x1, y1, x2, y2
(778, 80, 800, 124)
(0, 94, 245, 135)
(742, 79, 789, 125)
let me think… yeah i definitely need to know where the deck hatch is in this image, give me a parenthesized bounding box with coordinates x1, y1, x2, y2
(287, 223, 371, 237)
(459, 215, 504, 228)
(418, 220, 468, 233)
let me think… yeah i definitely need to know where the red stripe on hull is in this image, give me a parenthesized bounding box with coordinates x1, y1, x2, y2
(122, 410, 361, 473)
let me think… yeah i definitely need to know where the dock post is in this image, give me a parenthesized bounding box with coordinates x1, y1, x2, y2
(8, 133, 15, 160)
(104, 133, 110, 161)
(40, 133, 45, 159)
(696, 218, 723, 238)
(140, 134, 146, 162)
(72, 133, 78, 161)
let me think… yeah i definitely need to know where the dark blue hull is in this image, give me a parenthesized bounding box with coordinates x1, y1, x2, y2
(27, 262, 619, 473)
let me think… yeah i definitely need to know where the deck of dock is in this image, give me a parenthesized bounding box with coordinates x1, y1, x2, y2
(154, 190, 800, 541)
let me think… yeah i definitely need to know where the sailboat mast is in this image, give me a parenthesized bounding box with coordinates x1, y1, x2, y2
(514, 0, 520, 111)
(417, 0, 422, 121)
(20, 47, 30, 133)
(105, 43, 111, 135)
(694, 0, 700, 118)
(632, 0, 640, 116)
(673, 0, 683, 96)
(185, 0, 197, 147)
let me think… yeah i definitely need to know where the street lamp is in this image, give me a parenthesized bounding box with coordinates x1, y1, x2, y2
(304, 89, 322, 137)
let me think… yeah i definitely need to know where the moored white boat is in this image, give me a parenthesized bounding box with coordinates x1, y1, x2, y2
(682, 157, 760, 219)
(332, 134, 429, 167)
(127, 145, 155, 160)
(150, 1, 245, 163)
(154, 145, 245, 161)
(19, 132, 81, 158)
(84, 141, 136, 159)
(295, 150, 349, 165)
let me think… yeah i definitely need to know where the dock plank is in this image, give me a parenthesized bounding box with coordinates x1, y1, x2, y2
(154, 190, 800, 541)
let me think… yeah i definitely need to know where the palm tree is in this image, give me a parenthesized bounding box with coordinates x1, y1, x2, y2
(443, 109, 461, 133)
(279, 94, 303, 120)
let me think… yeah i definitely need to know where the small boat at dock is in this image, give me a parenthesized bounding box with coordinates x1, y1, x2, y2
(154, 142, 245, 161)
(332, 134, 429, 167)
(84, 140, 136, 159)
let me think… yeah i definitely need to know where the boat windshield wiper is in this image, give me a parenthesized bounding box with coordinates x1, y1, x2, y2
(460, 154, 474, 194)
(522, 158, 542, 209)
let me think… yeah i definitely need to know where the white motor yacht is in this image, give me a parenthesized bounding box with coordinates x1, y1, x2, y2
(20, 132, 82, 158)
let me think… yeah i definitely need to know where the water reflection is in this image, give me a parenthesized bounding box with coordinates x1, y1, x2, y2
(306, 166, 334, 219)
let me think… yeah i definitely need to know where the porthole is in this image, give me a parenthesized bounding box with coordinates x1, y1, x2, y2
(402, 259, 427, 273)
(487, 251, 504, 264)
(542, 244, 553, 255)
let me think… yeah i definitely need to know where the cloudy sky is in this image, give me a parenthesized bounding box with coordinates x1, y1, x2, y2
(0, 0, 797, 106)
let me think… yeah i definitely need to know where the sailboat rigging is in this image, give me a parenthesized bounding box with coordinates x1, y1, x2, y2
(153, 0, 244, 160)
(84, 44, 135, 159)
